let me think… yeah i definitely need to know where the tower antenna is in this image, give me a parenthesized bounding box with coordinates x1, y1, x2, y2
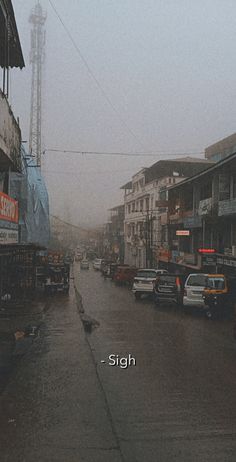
(29, 2, 46, 167)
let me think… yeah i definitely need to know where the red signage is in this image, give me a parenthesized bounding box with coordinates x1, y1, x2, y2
(176, 230, 190, 236)
(0, 192, 18, 223)
(198, 248, 216, 254)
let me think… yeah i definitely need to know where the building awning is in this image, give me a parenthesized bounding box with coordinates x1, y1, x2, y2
(0, 0, 25, 69)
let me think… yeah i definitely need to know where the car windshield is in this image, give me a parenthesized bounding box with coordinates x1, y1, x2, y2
(137, 271, 157, 278)
(187, 275, 207, 286)
(158, 275, 176, 284)
(206, 277, 225, 290)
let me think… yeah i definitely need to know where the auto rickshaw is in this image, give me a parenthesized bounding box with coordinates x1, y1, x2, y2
(44, 263, 70, 295)
(203, 274, 231, 319)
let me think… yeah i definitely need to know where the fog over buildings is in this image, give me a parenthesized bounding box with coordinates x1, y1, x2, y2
(10, 0, 236, 227)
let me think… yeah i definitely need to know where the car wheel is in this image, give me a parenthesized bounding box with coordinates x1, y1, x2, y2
(135, 292, 141, 300)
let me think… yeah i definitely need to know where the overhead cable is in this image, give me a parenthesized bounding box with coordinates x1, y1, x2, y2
(48, 0, 146, 149)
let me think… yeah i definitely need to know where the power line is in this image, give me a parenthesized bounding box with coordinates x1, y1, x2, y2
(44, 167, 136, 176)
(43, 148, 205, 158)
(50, 214, 89, 231)
(48, 0, 146, 150)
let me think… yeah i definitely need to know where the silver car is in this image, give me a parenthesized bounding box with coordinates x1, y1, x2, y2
(132, 268, 168, 300)
(183, 273, 207, 308)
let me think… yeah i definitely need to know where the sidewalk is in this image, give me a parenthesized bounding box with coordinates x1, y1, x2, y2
(0, 287, 123, 462)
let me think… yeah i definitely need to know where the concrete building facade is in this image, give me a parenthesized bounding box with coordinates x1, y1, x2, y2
(122, 158, 212, 269)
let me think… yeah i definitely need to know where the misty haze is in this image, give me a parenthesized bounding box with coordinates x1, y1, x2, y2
(2, 1, 236, 462)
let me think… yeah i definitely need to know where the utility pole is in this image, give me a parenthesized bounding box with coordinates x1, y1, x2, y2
(29, 2, 46, 167)
(145, 211, 154, 268)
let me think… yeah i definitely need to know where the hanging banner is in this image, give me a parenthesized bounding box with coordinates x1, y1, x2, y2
(0, 192, 18, 223)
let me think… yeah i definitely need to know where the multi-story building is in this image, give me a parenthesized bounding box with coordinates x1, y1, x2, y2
(103, 205, 125, 262)
(0, 0, 25, 245)
(0, 1, 50, 300)
(122, 157, 212, 268)
(159, 151, 236, 275)
(205, 133, 236, 162)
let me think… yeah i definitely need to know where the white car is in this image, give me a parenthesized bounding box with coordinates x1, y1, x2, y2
(183, 273, 207, 308)
(132, 268, 168, 300)
(93, 258, 103, 270)
(80, 259, 89, 270)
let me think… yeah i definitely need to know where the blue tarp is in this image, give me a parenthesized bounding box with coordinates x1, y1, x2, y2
(10, 145, 50, 247)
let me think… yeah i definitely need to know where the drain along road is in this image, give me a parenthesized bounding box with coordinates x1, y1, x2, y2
(1, 263, 236, 462)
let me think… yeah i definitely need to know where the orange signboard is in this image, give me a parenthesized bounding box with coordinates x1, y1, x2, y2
(158, 248, 171, 262)
(0, 192, 18, 223)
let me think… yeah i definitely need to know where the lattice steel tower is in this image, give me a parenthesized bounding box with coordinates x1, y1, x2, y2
(29, 2, 46, 167)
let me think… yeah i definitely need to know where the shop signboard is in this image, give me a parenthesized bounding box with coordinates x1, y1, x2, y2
(216, 255, 236, 268)
(158, 248, 170, 262)
(202, 254, 217, 266)
(0, 192, 18, 223)
(0, 228, 18, 244)
(184, 216, 202, 228)
(176, 230, 190, 236)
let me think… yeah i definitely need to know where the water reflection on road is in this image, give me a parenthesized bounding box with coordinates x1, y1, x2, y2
(76, 264, 236, 462)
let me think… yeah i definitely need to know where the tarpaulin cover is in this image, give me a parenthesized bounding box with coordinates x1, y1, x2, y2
(10, 146, 50, 247)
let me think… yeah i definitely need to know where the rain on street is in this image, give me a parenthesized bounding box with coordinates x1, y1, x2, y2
(1, 264, 236, 461)
(3, 2, 236, 460)
(74, 264, 236, 461)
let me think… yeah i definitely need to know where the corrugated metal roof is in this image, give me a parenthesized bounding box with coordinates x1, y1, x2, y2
(168, 150, 236, 191)
(0, 0, 25, 69)
(120, 181, 132, 190)
(144, 158, 213, 184)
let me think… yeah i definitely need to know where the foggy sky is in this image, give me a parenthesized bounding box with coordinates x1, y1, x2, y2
(10, 0, 236, 227)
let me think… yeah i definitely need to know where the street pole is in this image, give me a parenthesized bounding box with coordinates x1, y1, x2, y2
(150, 212, 153, 268)
(145, 212, 149, 268)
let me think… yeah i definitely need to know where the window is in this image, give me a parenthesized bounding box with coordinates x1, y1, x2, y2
(137, 270, 157, 279)
(132, 202, 135, 212)
(206, 277, 225, 290)
(219, 174, 230, 201)
(187, 275, 207, 287)
(140, 199, 143, 211)
(128, 204, 131, 214)
(159, 189, 167, 201)
(145, 197, 149, 211)
(200, 182, 212, 200)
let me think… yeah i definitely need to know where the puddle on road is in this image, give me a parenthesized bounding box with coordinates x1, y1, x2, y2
(0, 327, 40, 395)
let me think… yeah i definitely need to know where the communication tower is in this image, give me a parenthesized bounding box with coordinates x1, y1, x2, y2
(29, 2, 46, 167)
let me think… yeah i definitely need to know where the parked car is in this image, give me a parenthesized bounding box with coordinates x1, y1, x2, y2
(183, 273, 207, 308)
(113, 266, 137, 285)
(102, 261, 118, 278)
(132, 268, 168, 300)
(154, 273, 186, 306)
(93, 258, 103, 270)
(80, 259, 89, 270)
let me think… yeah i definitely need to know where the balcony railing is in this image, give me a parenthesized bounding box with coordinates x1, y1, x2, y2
(218, 198, 236, 216)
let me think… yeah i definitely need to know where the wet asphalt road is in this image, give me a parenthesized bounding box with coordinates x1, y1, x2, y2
(75, 264, 236, 462)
